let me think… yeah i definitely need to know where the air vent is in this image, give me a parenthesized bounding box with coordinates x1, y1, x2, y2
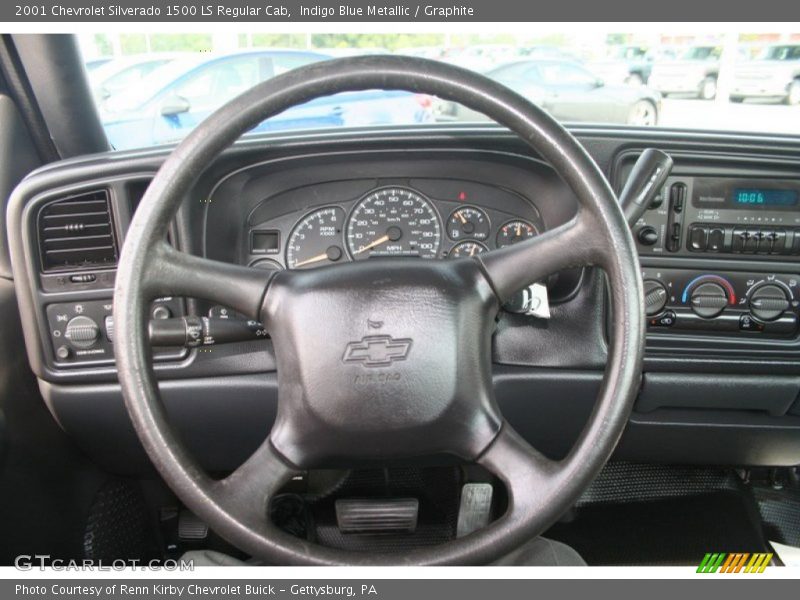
(38, 190, 118, 272)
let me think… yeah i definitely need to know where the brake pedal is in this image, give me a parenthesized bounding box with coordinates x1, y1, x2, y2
(456, 483, 493, 537)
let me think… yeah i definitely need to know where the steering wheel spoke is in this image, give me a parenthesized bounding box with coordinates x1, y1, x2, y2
(143, 241, 275, 321)
(479, 424, 560, 521)
(212, 438, 300, 523)
(477, 212, 608, 303)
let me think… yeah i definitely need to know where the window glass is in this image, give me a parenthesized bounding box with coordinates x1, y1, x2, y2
(80, 28, 800, 150)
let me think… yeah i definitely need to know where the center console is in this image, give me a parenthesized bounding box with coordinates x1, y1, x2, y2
(614, 151, 800, 356)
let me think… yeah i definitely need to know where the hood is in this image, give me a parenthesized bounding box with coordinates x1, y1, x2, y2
(651, 60, 715, 75)
(598, 83, 661, 103)
(735, 61, 800, 79)
(589, 61, 631, 79)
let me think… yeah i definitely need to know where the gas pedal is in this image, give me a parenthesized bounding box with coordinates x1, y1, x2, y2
(335, 498, 419, 533)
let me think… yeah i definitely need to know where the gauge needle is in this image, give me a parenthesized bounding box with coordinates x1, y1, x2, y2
(292, 253, 330, 268)
(354, 234, 390, 255)
(516, 223, 521, 236)
(457, 211, 467, 224)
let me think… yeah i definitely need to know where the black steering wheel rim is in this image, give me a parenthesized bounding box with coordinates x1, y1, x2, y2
(113, 55, 645, 565)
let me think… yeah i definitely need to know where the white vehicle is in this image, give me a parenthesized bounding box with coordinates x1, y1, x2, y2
(648, 45, 722, 100)
(732, 44, 800, 105)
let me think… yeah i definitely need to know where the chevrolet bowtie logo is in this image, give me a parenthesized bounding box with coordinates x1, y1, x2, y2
(343, 335, 412, 367)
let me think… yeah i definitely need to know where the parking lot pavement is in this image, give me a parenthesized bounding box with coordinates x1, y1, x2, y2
(660, 97, 800, 135)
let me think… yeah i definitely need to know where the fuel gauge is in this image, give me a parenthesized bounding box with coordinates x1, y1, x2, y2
(496, 219, 537, 248)
(447, 207, 490, 241)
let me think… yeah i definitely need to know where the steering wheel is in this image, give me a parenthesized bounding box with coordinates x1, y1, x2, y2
(113, 56, 644, 565)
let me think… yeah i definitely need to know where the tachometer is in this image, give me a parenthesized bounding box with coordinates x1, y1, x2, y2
(347, 187, 441, 260)
(286, 207, 347, 269)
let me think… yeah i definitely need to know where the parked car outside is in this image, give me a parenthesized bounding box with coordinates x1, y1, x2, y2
(731, 44, 800, 105)
(436, 59, 661, 126)
(87, 53, 180, 104)
(589, 44, 653, 86)
(647, 45, 722, 100)
(516, 45, 581, 62)
(394, 46, 446, 60)
(440, 44, 518, 73)
(83, 57, 112, 72)
(99, 50, 435, 149)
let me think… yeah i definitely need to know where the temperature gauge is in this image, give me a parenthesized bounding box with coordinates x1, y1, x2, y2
(448, 241, 488, 259)
(496, 219, 537, 248)
(446, 207, 490, 241)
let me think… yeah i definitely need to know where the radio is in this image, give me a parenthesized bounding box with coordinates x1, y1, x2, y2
(634, 175, 800, 260)
(641, 267, 799, 337)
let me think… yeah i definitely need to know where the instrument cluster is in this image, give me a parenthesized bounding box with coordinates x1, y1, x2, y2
(245, 180, 543, 272)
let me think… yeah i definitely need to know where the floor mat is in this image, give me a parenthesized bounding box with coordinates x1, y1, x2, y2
(83, 478, 159, 562)
(546, 490, 769, 566)
(754, 485, 800, 548)
(576, 462, 741, 506)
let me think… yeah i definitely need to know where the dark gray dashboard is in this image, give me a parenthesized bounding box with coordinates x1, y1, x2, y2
(7, 125, 800, 473)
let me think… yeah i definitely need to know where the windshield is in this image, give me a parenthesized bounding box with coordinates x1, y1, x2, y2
(79, 29, 800, 150)
(758, 45, 800, 60)
(679, 46, 721, 60)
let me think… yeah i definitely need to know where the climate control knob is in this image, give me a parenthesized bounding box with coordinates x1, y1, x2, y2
(689, 282, 728, 318)
(643, 279, 668, 316)
(748, 284, 790, 322)
(64, 315, 100, 349)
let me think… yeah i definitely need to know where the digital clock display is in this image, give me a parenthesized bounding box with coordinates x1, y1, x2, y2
(733, 188, 798, 207)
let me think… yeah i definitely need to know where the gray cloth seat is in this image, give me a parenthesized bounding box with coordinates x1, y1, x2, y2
(182, 537, 586, 566)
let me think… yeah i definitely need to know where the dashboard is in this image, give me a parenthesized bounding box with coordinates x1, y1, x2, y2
(7, 127, 800, 473)
(247, 182, 541, 271)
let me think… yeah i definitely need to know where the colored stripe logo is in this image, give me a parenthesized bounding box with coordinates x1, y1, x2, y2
(697, 552, 773, 573)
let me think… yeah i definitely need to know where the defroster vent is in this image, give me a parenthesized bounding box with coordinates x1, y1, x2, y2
(38, 190, 118, 271)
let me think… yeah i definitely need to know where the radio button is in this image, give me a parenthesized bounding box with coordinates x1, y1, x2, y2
(707, 227, 726, 252)
(756, 230, 773, 254)
(744, 228, 761, 253)
(732, 228, 749, 252)
(765, 230, 786, 254)
(688, 226, 708, 251)
(791, 229, 800, 255)
(739, 314, 765, 332)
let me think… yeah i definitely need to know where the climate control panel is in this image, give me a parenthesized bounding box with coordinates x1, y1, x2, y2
(641, 268, 800, 337)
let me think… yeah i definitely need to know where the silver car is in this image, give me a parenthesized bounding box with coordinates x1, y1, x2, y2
(648, 45, 721, 100)
(438, 59, 661, 127)
(732, 44, 800, 105)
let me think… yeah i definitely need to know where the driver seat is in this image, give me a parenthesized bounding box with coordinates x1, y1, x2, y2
(181, 537, 587, 567)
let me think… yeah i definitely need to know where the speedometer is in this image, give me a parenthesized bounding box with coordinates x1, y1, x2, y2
(346, 187, 442, 260)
